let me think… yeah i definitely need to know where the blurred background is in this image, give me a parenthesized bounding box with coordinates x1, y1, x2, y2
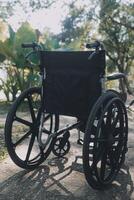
(0, 0, 133, 102)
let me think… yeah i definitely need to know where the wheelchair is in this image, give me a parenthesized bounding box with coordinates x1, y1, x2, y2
(5, 41, 128, 190)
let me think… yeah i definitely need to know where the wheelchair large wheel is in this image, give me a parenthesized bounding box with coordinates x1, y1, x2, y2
(5, 87, 59, 169)
(83, 91, 128, 190)
(107, 89, 127, 103)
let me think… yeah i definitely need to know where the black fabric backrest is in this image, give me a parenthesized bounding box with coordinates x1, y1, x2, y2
(40, 50, 105, 118)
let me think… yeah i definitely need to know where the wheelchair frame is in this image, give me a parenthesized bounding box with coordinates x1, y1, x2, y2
(5, 41, 128, 190)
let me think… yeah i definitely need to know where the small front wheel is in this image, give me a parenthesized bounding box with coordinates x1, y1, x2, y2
(52, 137, 70, 157)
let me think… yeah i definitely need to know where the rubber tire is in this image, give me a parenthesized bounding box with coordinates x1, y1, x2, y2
(107, 89, 127, 103)
(83, 91, 128, 190)
(5, 87, 59, 169)
(52, 137, 70, 157)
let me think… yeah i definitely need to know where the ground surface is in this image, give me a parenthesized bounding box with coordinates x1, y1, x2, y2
(0, 104, 134, 200)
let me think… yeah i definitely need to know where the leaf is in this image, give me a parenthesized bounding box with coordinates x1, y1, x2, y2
(0, 53, 6, 62)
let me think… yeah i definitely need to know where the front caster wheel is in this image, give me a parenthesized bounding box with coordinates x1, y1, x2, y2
(52, 135, 70, 157)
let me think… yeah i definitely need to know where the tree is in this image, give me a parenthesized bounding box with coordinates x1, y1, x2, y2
(0, 64, 19, 101)
(39, 28, 60, 50)
(58, 1, 94, 50)
(0, 0, 58, 20)
(0, 22, 40, 101)
(0, 21, 60, 101)
(0, 0, 15, 19)
(99, 0, 134, 93)
(27, 0, 58, 11)
(0, 21, 37, 66)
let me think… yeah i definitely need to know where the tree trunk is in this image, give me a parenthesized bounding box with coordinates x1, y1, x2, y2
(124, 77, 133, 95)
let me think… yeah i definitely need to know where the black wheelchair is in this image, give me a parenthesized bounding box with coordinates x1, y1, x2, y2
(5, 41, 128, 190)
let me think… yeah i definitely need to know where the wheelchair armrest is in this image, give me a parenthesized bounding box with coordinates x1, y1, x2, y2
(106, 73, 126, 81)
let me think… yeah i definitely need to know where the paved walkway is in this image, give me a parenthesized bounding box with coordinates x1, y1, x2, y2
(0, 115, 134, 200)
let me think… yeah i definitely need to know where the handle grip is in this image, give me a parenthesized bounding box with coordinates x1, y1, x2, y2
(86, 41, 101, 49)
(21, 42, 38, 49)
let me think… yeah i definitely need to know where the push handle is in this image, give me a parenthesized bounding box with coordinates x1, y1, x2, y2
(86, 41, 104, 60)
(86, 41, 101, 49)
(21, 42, 42, 67)
(21, 42, 39, 50)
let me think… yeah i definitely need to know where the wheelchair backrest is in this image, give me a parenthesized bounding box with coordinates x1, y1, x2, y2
(40, 50, 105, 118)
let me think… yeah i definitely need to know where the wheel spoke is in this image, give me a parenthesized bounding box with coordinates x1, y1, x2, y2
(25, 132, 36, 162)
(29, 153, 42, 162)
(62, 148, 66, 153)
(14, 130, 32, 147)
(113, 127, 121, 137)
(15, 116, 32, 127)
(100, 150, 108, 180)
(108, 150, 115, 167)
(59, 149, 62, 155)
(114, 137, 124, 142)
(42, 128, 51, 134)
(111, 112, 119, 130)
(54, 143, 59, 147)
(44, 114, 51, 122)
(27, 95, 36, 122)
(91, 146, 105, 169)
(55, 147, 59, 151)
(106, 106, 113, 127)
(90, 138, 107, 143)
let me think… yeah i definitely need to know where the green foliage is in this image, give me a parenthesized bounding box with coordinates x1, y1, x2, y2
(0, 54, 6, 62)
(40, 29, 60, 50)
(14, 22, 37, 67)
(0, 0, 134, 100)
(99, 0, 134, 74)
(99, 0, 134, 93)
(0, 22, 37, 67)
(0, 25, 15, 62)
(29, 0, 57, 11)
(58, 1, 93, 49)
(0, 65, 40, 101)
(0, 21, 40, 101)
(0, 1, 15, 19)
(0, 0, 57, 20)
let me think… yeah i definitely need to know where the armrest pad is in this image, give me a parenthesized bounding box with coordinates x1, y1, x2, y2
(107, 73, 126, 81)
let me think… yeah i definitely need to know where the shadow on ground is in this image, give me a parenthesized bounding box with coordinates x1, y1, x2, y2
(0, 155, 133, 200)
